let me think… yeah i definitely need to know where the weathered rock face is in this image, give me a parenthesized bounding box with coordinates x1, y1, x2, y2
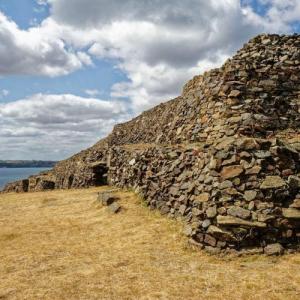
(2, 34, 300, 253)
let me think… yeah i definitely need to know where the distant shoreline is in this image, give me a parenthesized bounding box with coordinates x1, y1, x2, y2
(0, 161, 57, 168)
(0, 167, 54, 168)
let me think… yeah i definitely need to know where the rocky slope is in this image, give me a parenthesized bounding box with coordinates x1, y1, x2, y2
(3, 34, 300, 254)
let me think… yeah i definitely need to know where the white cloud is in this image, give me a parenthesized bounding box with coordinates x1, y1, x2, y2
(85, 89, 100, 97)
(0, 12, 91, 77)
(242, 0, 300, 32)
(0, 94, 129, 160)
(36, 0, 48, 6)
(44, 0, 299, 112)
(45, 0, 261, 111)
(0, 0, 299, 159)
(1, 1, 299, 111)
(0, 89, 9, 98)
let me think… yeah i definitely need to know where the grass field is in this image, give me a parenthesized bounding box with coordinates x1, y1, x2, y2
(0, 187, 300, 300)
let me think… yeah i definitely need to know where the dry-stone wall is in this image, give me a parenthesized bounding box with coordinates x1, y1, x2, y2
(2, 146, 109, 193)
(108, 137, 300, 253)
(103, 34, 299, 146)
(50, 146, 109, 190)
(2, 34, 300, 254)
(3, 179, 29, 193)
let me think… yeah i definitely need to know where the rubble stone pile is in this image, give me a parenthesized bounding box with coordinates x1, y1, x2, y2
(2, 34, 300, 254)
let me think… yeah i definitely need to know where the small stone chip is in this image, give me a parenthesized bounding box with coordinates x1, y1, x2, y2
(244, 190, 257, 201)
(194, 193, 210, 203)
(228, 90, 241, 98)
(217, 215, 266, 228)
(206, 206, 217, 218)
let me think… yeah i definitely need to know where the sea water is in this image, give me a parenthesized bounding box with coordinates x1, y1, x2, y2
(0, 168, 49, 190)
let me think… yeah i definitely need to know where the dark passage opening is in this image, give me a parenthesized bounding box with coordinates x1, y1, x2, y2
(92, 163, 108, 186)
(68, 175, 74, 189)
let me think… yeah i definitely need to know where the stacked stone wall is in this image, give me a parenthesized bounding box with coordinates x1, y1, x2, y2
(108, 137, 300, 253)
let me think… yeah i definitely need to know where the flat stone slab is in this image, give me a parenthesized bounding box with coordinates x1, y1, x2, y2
(217, 215, 266, 228)
(282, 208, 300, 219)
(220, 166, 244, 180)
(260, 176, 286, 189)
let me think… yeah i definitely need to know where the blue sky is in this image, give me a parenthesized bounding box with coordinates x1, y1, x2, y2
(0, 0, 299, 160)
(242, 0, 270, 15)
(0, 0, 128, 103)
(0, 0, 49, 29)
(0, 59, 127, 103)
(241, 0, 300, 32)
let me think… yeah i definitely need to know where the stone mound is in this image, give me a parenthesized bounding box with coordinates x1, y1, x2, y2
(3, 34, 300, 254)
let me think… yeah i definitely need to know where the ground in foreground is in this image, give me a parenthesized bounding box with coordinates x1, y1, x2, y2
(0, 187, 300, 300)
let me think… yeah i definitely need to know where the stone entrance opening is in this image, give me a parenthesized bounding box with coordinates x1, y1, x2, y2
(91, 162, 108, 186)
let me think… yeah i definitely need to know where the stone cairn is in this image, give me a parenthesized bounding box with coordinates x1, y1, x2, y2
(3, 34, 300, 254)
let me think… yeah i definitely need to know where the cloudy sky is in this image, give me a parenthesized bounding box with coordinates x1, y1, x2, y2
(0, 0, 299, 160)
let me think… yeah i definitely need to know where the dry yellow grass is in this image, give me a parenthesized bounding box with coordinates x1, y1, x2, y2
(0, 187, 300, 300)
